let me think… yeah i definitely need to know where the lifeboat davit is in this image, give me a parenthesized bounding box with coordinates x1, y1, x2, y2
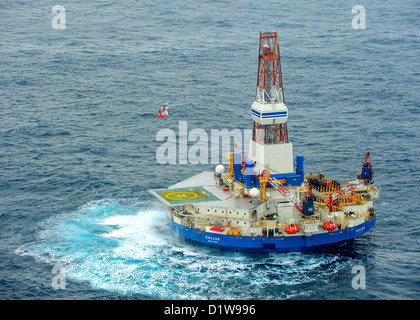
(284, 224, 300, 234)
(323, 221, 338, 231)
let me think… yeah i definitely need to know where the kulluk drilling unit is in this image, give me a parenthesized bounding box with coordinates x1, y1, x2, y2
(149, 32, 380, 253)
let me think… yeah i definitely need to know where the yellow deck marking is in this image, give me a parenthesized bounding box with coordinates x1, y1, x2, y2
(164, 191, 199, 201)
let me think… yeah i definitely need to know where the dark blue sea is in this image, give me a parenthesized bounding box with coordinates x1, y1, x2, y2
(1, 0, 419, 300)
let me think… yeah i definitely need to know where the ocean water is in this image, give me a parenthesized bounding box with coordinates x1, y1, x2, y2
(1, 0, 419, 300)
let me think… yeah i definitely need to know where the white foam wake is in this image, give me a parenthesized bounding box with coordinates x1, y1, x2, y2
(15, 199, 355, 299)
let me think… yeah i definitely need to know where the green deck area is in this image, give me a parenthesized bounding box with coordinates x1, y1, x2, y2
(153, 186, 220, 205)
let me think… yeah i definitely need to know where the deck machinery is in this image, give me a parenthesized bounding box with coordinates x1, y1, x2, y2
(149, 32, 380, 252)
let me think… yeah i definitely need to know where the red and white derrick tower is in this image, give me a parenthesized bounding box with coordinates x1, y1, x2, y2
(249, 32, 294, 174)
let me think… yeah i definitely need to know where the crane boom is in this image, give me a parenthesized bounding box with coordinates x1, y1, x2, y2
(262, 170, 302, 211)
(331, 180, 364, 201)
(327, 179, 364, 211)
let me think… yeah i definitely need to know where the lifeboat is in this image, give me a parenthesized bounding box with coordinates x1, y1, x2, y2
(323, 221, 338, 231)
(284, 224, 300, 234)
(210, 226, 225, 232)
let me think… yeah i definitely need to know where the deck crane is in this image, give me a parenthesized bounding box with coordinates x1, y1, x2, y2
(301, 186, 315, 215)
(261, 170, 303, 211)
(357, 151, 374, 184)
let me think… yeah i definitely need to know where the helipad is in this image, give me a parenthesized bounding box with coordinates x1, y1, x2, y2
(150, 186, 221, 205)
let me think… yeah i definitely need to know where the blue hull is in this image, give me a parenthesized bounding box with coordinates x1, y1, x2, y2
(168, 215, 375, 253)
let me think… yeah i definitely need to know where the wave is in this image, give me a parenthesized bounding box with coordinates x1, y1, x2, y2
(14, 198, 364, 299)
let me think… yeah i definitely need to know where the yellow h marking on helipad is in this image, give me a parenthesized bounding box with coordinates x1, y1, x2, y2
(164, 191, 199, 201)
